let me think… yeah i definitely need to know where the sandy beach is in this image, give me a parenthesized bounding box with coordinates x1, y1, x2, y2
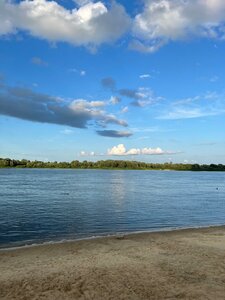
(1, 226, 225, 300)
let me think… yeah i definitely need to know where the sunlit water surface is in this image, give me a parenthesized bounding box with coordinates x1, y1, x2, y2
(0, 169, 225, 248)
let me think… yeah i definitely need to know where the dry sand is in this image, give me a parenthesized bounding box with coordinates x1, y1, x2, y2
(1, 226, 225, 300)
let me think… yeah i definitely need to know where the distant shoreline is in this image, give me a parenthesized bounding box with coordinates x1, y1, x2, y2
(1, 158, 225, 171)
(1, 225, 225, 299)
(1, 167, 225, 172)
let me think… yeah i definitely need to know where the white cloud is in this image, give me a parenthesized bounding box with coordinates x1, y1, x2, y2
(74, 99, 106, 108)
(126, 148, 141, 155)
(80, 150, 95, 156)
(132, 0, 225, 52)
(60, 128, 74, 135)
(139, 74, 151, 79)
(74, 0, 90, 7)
(69, 99, 128, 127)
(119, 87, 162, 107)
(129, 39, 166, 53)
(0, 2, 14, 35)
(141, 147, 168, 155)
(121, 106, 129, 113)
(0, 0, 130, 47)
(108, 144, 126, 155)
(109, 96, 121, 105)
(158, 91, 225, 120)
(1, 0, 225, 52)
(107, 144, 177, 156)
(158, 107, 222, 120)
(0, 82, 128, 130)
(70, 99, 105, 109)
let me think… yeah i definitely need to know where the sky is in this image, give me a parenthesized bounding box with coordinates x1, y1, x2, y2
(0, 0, 225, 164)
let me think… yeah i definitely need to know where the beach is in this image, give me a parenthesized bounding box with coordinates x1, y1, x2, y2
(0, 226, 225, 300)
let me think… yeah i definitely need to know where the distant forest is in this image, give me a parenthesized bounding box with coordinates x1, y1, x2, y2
(0, 158, 225, 171)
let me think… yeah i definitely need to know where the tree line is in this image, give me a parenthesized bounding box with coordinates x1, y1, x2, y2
(0, 158, 225, 171)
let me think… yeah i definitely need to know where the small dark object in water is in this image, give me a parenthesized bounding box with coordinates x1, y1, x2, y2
(61, 192, 70, 195)
(216, 188, 219, 190)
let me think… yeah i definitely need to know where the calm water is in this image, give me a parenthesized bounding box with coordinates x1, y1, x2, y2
(0, 168, 225, 248)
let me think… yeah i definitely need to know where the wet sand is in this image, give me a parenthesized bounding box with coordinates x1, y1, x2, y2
(1, 226, 225, 299)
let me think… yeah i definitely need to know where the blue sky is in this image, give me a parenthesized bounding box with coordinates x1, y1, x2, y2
(0, 0, 225, 164)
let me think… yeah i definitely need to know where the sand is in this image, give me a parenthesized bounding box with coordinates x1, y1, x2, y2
(0, 226, 225, 300)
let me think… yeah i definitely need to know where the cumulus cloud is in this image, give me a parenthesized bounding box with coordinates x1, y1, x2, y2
(0, 83, 128, 129)
(96, 130, 133, 138)
(132, 0, 225, 52)
(0, 0, 130, 48)
(108, 144, 127, 155)
(107, 144, 177, 155)
(1, 0, 225, 52)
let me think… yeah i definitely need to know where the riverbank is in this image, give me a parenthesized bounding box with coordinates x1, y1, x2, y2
(1, 157, 225, 171)
(1, 226, 225, 299)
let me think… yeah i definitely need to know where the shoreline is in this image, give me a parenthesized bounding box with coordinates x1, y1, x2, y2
(1, 225, 225, 299)
(1, 167, 225, 172)
(1, 223, 225, 252)
(1, 156, 225, 172)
